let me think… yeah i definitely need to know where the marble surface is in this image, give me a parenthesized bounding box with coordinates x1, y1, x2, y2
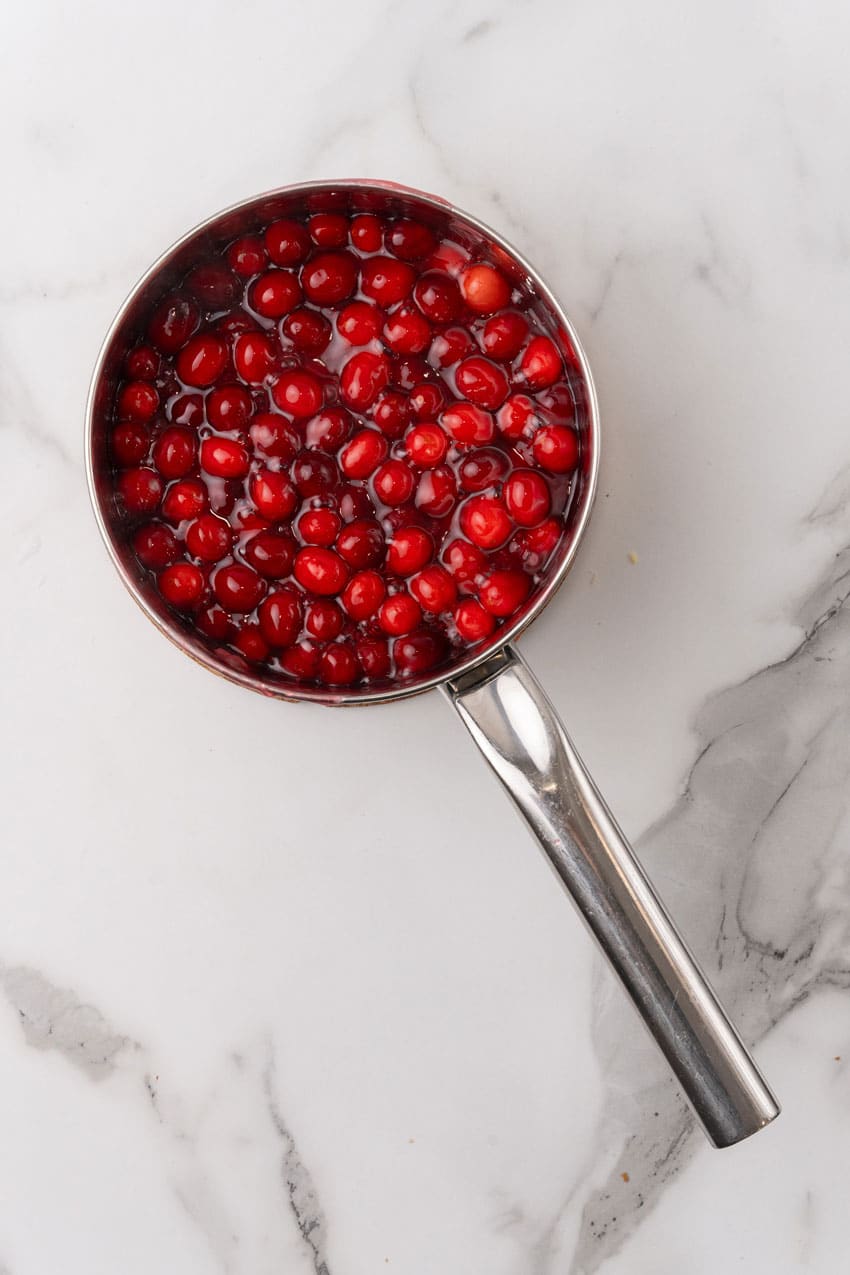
(3, 1, 850, 1270)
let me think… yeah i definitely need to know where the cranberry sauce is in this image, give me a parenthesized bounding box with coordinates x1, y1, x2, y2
(106, 207, 582, 691)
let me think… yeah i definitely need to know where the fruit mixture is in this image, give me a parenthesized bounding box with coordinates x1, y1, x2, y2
(107, 205, 582, 690)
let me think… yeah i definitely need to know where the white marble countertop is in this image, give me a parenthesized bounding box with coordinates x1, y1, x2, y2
(4, 2, 850, 1271)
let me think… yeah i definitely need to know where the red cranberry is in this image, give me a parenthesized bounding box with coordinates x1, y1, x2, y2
(234, 332, 277, 383)
(350, 214, 383, 252)
(298, 508, 342, 546)
(415, 465, 457, 517)
(249, 270, 302, 319)
(409, 382, 447, 421)
(148, 294, 200, 352)
(521, 517, 562, 562)
(117, 467, 163, 513)
(249, 413, 300, 460)
(356, 636, 391, 679)
(206, 384, 253, 431)
(373, 459, 416, 506)
(392, 356, 431, 392)
(440, 403, 494, 445)
(292, 451, 340, 496)
(342, 570, 386, 621)
(161, 479, 208, 523)
(187, 264, 239, 308)
(520, 335, 562, 389)
(405, 422, 448, 469)
(339, 482, 375, 522)
(360, 256, 415, 306)
(301, 251, 357, 304)
(265, 219, 311, 265)
(337, 301, 383, 345)
(294, 546, 350, 596)
(305, 407, 353, 452)
(430, 327, 475, 368)
(393, 630, 444, 675)
(227, 235, 267, 276)
(379, 593, 422, 636)
(133, 522, 179, 569)
(118, 380, 159, 422)
(386, 219, 436, 261)
(482, 311, 528, 360)
(455, 356, 509, 409)
(383, 307, 431, 354)
(498, 394, 537, 440)
(386, 526, 433, 576)
(340, 351, 390, 410)
(200, 437, 250, 479)
(186, 513, 233, 562)
(340, 429, 388, 479)
(308, 213, 349, 247)
(319, 642, 359, 685)
(532, 425, 579, 473)
(425, 240, 469, 276)
(443, 538, 487, 583)
(214, 563, 265, 612)
(460, 495, 512, 549)
(258, 588, 302, 646)
(458, 447, 510, 492)
(125, 345, 160, 380)
(371, 391, 409, 439)
(460, 263, 511, 314)
(196, 605, 233, 641)
(216, 312, 259, 335)
(159, 562, 204, 608)
(479, 569, 531, 616)
(504, 469, 551, 526)
(410, 564, 456, 614)
(280, 640, 320, 679)
(233, 625, 270, 663)
(176, 334, 228, 387)
(153, 427, 196, 479)
(111, 422, 149, 467)
(413, 271, 461, 322)
(250, 469, 298, 519)
(244, 530, 296, 577)
(271, 370, 323, 418)
(283, 308, 332, 353)
(336, 518, 384, 567)
(454, 598, 496, 642)
(169, 392, 204, 427)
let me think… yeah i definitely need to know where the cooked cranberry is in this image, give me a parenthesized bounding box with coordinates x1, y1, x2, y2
(336, 518, 384, 567)
(227, 235, 267, 276)
(258, 588, 302, 646)
(340, 429, 388, 479)
(361, 256, 415, 306)
(430, 327, 475, 368)
(176, 334, 228, 387)
(460, 263, 511, 313)
(234, 332, 277, 383)
(356, 636, 391, 679)
(498, 394, 537, 440)
(520, 335, 562, 389)
(504, 469, 551, 526)
(111, 422, 149, 467)
(319, 642, 359, 685)
(161, 479, 207, 523)
(386, 526, 433, 576)
(201, 437, 250, 479)
(440, 403, 494, 445)
(216, 312, 258, 335)
(460, 495, 512, 549)
(298, 508, 342, 546)
(280, 640, 320, 679)
(169, 392, 204, 427)
(305, 407, 352, 452)
(373, 459, 416, 506)
(479, 569, 531, 616)
(292, 451, 340, 496)
(409, 383, 447, 420)
(454, 598, 496, 642)
(337, 301, 383, 345)
(426, 240, 469, 276)
(383, 307, 431, 354)
(265, 219, 311, 265)
(386, 219, 436, 261)
(148, 294, 200, 352)
(340, 351, 390, 410)
(205, 384, 252, 431)
(392, 356, 431, 392)
(244, 530, 296, 577)
(214, 563, 265, 612)
(393, 630, 444, 675)
(153, 427, 196, 479)
(342, 570, 386, 620)
(249, 413, 300, 460)
(405, 422, 448, 469)
(301, 251, 357, 304)
(249, 270, 302, 319)
(350, 214, 383, 252)
(379, 593, 422, 636)
(308, 213, 349, 247)
(410, 564, 456, 614)
(482, 311, 528, 360)
(294, 546, 349, 596)
(455, 356, 509, 409)
(283, 308, 332, 353)
(133, 522, 179, 569)
(413, 271, 461, 322)
(415, 465, 457, 517)
(250, 469, 298, 519)
(187, 264, 239, 308)
(186, 513, 233, 562)
(458, 448, 510, 492)
(117, 467, 163, 513)
(234, 624, 270, 663)
(532, 425, 579, 473)
(118, 381, 159, 422)
(196, 606, 233, 641)
(371, 391, 409, 439)
(159, 562, 205, 609)
(125, 345, 160, 380)
(521, 517, 562, 562)
(271, 370, 323, 417)
(443, 538, 487, 583)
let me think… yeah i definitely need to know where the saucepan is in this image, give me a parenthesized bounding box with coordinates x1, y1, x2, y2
(86, 179, 779, 1147)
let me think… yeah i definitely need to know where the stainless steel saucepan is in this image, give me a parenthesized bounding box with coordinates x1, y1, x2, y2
(86, 180, 780, 1147)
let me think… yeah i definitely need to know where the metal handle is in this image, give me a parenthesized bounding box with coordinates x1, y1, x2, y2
(445, 644, 780, 1148)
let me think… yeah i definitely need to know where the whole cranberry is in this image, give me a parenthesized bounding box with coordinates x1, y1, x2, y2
(454, 598, 496, 642)
(125, 345, 160, 380)
(458, 448, 510, 493)
(159, 562, 205, 609)
(383, 307, 431, 355)
(356, 637, 391, 679)
(371, 391, 409, 439)
(532, 425, 579, 473)
(234, 625, 271, 664)
(373, 459, 416, 507)
(249, 413, 300, 460)
(413, 271, 461, 322)
(148, 294, 200, 352)
(214, 563, 265, 613)
(206, 384, 253, 430)
(298, 508, 342, 546)
(459, 495, 513, 549)
(410, 564, 456, 614)
(409, 383, 447, 420)
(340, 429, 388, 479)
(337, 301, 383, 345)
(133, 522, 180, 569)
(378, 593, 422, 636)
(386, 219, 436, 261)
(340, 351, 390, 410)
(200, 437, 250, 479)
(393, 630, 445, 675)
(305, 408, 353, 452)
(283, 308, 332, 354)
(265, 219, 311, 265)
(196, 605, 233, 642)
(459, 263, 511, 313)
(271, 370, 323, 418)
(292, 451, 340, 496)
(338, 485, 375, 523)
(520, 335, 562, 389)
(415, 465, 457, 518)
(308, 213, 349, 247)
(405, 422, 448, 469)
(440, 403, 494, 445)
(258, 588, 303, 646)
(454, 356, 509, 409)
(186, 513, 233, 562)
(386, 526, 433, 576)
(498, 394, 537, 440)
(227, 235, 267, 276)
(482, 311, 528, 360)
(169, 392, 204, 427)
(521, 518, 562, 564)
(504, 469, 552, 526)
(187, 263, 239, 308)
(234, 332, 277, 383)
(118, 380, 159, 422)
(479, 569, 531, 617)
(244, 530, 297, 577)
(153, 427, 196, 479)
(342, 570, 386, 621)
(392, 355, 431, 392)
(250, 469, 298, 519)
(360, 256, 415, 306)
(430, 327, 475, 369)
(320, 642, 359, 686)
(336, 518, 385, 568)
(301, 251, 358, 304)
(249, 270, 302, 319)
(280, 640, 320, 679)
(442, 538, 487, 584)
(294, 546, 350, 596)
(161, 478, 207, 523)
(176, 334, 228, 387)
(117, 467, 162, 513)
(350, 214, 383, 252)
(111, 422, 148, 467)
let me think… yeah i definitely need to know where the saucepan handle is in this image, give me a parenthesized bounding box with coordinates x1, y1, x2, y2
(444, 643, 779, 1148)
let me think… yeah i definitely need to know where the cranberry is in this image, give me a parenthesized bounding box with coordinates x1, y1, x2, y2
(392, 356, 430, 392)
(280, 641, 320, 679)
(234, 625, 270, 663)
(410, 564, 456, 614)
(118, 467, 163, 513)
(371, 391, 409, 439)
(187, 264, 239, 308)
(338, 351, 389, 410)
(249, 270, 302, 319)
(214, 563, 265, 613)
(413, 271, 461, 322)
(504, 469, 551, 526)
(430, 327, 474, 368)
(227, 235, 267, 276)
(319, 643, 359, 685)
(455, 356, 509, 409)
(409, 383, 446, 421)
(148, 295, 200, 352)
(294, 546, 349, 596)
(482, 311, 528, 360)
(386, 219, 436, 261)
(249, 413, 300, 460)
(177, 334, 228, 387)
(460, 263, 511, 313)
(204, 384, 250, 431)
(161, 479, 207, 523)
(520, 335, 562, 389)
(305, 407, 353, 452)
(153, 427, 196, 479)
(479, 569, 531, 616)
(251, 469, 298, 519)
(393, 630, 444, 675)
(532, 425, 579, 473)
(426, 240, 469, 276)
(415, 465, 457, 517)
(458, 448, 510, 492)
(201, 437, 250, 479)
(283, 308, 332, 354)
(217, 312, 259, 335)
(342, 570, 386, 621)
(521, 518, 562, 562)
(337, 301, 382, 345)
(301, 251, 357, 304)
(441, 403, 494, 445)
(498, 394, 537, 440)
(133, 522, 179, 569)
(339, 485, 375, 522)
(306, 599, 344, 639)
(460, 495, 512, 549)
(350, 214, 383, 252)
(244, 530, 296, 577)
(379, 593, 421, 636)
(186, 513, 233, 562)
(271, 370, 323, 418)
(118, 381, 159, 422)
(265, 219, 311, 265)
(373, 459, 416, 507)
(159, 562, 205, 608)
(125, 345, 160, 380)
(111, 422, 149, 467)
(356, 636, 391, 679)
(292, 451, 340, 496)
(405, 422, 448, 469)
(169, 392, 204, 427)
(360, 256, 415, 306)
(336, 518, 384, 568)
(258, 588, 302, 646)
(340, 429, 388, 479)
(443, 538, 487, 583)
(386, 526, 433, 576)
(383, 307, 431, 354)
(234, 332, 277, 383)
(454, 598, 496, 642)
(298, 508, 341, 546)
(197, 606, 233, 641)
